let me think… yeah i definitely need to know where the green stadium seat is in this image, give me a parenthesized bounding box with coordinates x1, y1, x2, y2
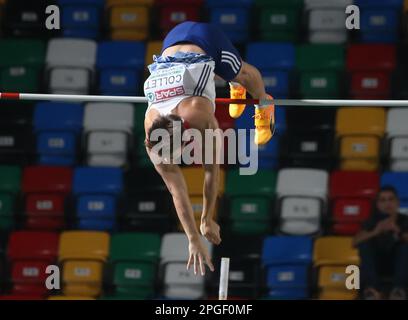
(0, 39, 45, 92)
(255, 0, 303, 41)
(296, 44, 345, 98)
(0, 166, 21, 231)
(225, 169, 277, 235)
(107, 233, 161, 299)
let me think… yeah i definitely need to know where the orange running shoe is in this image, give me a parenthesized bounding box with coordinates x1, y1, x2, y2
(253, 94, 275, 145)
(229, 82, 247, 118)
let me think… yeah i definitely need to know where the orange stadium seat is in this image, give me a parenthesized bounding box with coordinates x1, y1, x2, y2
(145, 41, 163, 69)
(336, 108, 386, 171)
(106, 0, 153, 41)
(314, 236, 360, 300)
(180, 168, 225, 230)
(59, 231, 110, 298)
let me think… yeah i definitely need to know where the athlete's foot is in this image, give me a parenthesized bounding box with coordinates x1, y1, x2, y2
(229, 82, 246, 118)
(254, 94, 275, 145)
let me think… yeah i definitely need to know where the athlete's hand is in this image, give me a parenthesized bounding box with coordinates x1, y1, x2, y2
(200, 219, 221, 245)
(187, 237, 215, 276)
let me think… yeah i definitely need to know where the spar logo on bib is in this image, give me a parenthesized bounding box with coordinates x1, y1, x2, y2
(155, 86, 185, 102)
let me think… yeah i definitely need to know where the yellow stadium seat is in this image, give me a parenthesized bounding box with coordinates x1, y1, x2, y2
(177, 196, 219, 231)
(313, 236, 359, 267)
(109, 6, 149, 41)
(48, 296, 95, 300)
(145, 41, 163, 66)
(107, 0, 153, 6)
(181, 167, 225, 196)
(62, 261, 103, 297)
(59, 231, 110, 262)
(318, 266, 349, 289)
(405, 0, 408, 12)
(336, 108, 386, 136)
(336, 108, 385, 171)
(318, 289, 358, 300)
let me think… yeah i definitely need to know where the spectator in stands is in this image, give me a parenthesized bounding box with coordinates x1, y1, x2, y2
(353, 186, 408, 300)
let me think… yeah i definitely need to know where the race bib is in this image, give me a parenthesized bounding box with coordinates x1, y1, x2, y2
(144, 64, 187, 103)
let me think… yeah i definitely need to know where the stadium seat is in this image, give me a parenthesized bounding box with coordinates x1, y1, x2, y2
(386, 108, 408, 171)
(121, 169, 176, 233)
(48, 295, 95, 300)
(295, 45, 345, 98)
(276, 168, 329, 236)
(0, 166, 21, 231)
(235, 105, 286, 169)
(313, 236, 359, 300)
(2, 0, 54, 37)
(180, 168, 225, 230)
(145, 41, 163, 68)
(346, 44, 396, 99)
(246, 43, 295, 98)
(304, 0, 353, 43)
(262, 236, 313, 299)
(7, 231, 59, 297)
(83, 103, 134, 167)
(58, 0, 105, 39)
(106, 0, 153, 41)
(381, 172, 408, 213)
(0, 103, 34, 165)
(255, 0, 303, 42)
(22, 166, 73, 230)
(73, 167, 123, 231)
(355, 0, 403, 43)
(59, 231, 109, 297)
(33, 102, 83, 166)
(0, 39, 45, 92)
(210, 235, 263, 298)
(159, 233, 212, 299)
(330, 171, 380, 235)
(283, 108, 336, 169)
(96, 41, 145, 95)
(46, 38, 97, 94)
(225, 169, 276, 235)
(156, 0, 203, 37)
(206, 0, 253, 44)
(336, 108, 386, 171)
(106, 233, 161, 299)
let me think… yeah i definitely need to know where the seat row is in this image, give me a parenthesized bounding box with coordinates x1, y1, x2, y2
(1, 165, 407, 236)
(1, 0, 407, 44)
(0, 230, 360, 300)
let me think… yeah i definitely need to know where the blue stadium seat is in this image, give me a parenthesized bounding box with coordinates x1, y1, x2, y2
(58, 0, 105, 39)
(262, 236, 313, 299)
(246, 43, 295, 98)
(380, 172, 408, 211)
(73, 167, 123, 231)
(33, 102, 83, 166)
(236, 106, 286, 169)
(356, 0, 403, 43)
(96, 41, 146, 95)
(206, 0, 253, 44)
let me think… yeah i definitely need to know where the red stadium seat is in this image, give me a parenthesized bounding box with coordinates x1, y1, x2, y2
(346, 44, 396, 99)
(7, 231, 59, 297)
(22, 166, 73, 230)
(156, 0, 203, 37)
(330, 171, 380, 235)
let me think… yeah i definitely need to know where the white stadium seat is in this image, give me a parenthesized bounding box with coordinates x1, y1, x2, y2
(276, 168, 329, 235)
(386, 108, 408, 172)
(46, 38, 97, 94)
(84, 103, 134, 167)
(160, 233, 212, 299)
